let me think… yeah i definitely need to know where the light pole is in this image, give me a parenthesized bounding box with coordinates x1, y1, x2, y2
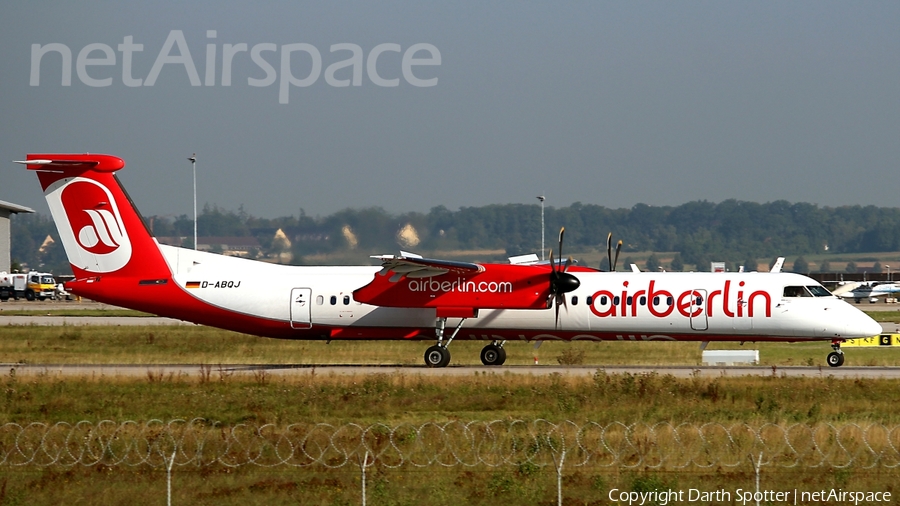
(537, 195, 545, 260)
(188, 153, 197, 250)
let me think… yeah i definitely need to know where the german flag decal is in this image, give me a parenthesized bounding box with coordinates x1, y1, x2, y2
(186, 281, 201, 289)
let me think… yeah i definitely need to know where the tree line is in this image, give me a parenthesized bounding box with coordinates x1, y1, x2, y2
(10, 199, 900, 274)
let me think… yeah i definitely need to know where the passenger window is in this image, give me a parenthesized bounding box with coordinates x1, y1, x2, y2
(330, 295, 337, 305)
(571, 296, 578, 305)
(343, 295, 350, 305)
(586, 296, 593, 305)
(639, 296, 646, 306)
(316, 295, 324, 305)
(653, 296, 659, 305)
(613, 296, 620, 305)
(695, 296, 703, 306)
(667, 296, 673, 306)
(600, 296, 608, 305)
(626, 296, 633, 306)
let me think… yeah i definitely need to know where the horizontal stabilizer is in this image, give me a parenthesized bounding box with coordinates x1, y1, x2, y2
(15, 154, 125, 172)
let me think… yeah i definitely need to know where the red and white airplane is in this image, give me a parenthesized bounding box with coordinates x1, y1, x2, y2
(18, 153, 881, 368)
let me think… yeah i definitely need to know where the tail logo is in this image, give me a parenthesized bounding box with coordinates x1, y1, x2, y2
(74, 208, 125, 254)
(45, 177, 133, 273)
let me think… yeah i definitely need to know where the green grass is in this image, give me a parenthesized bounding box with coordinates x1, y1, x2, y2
(3, 367, 900, 425)
(0, 309, 154, 317)
(4, 467, 892, 506)
(1, 370, 899, 504)
(3, 322, 900, 504)
(862, 310, 900, 322)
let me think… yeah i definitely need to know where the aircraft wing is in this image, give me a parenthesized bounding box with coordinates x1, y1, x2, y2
(832, 282, 862, 297)
(371, 253, 485, 279)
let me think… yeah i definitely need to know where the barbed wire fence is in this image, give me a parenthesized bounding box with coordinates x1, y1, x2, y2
(2, 419, 900, 505)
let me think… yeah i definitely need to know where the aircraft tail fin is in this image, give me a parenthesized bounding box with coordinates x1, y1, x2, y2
(770, 257, 785, 273)
(17, 154, 171, 281)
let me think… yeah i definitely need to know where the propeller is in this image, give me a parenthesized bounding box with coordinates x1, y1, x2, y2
(549, 227, 580, 328)
(605, 233, 623, 272)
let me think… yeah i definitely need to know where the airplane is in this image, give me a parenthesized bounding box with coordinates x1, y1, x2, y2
(16, 153, 881, 368)
(835, 281, 900, 304)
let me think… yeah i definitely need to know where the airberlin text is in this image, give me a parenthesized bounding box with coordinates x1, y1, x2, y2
(408, 277, 513, 294)
(591, 280, 771, 319)
(29, 30, 440, 104)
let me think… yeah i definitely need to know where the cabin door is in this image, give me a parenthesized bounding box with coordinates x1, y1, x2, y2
(290, 288, 313, 329)
(689, 289, 708, 331)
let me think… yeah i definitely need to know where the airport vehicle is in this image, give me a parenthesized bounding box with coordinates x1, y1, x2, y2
(25, 271, 58, 300)
(17, 154, 881, 367)
(836, 281, 900, 304)
(0, 272, 26, 301)
(0, 271, 57, 300)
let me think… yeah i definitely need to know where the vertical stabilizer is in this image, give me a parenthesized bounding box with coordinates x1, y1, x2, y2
(17, 154, 171, 281)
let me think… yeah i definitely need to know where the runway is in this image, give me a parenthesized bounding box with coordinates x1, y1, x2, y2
(5, 363, 900, 379)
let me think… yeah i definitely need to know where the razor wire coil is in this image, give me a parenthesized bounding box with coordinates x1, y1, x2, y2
(1, 420, 899, 470)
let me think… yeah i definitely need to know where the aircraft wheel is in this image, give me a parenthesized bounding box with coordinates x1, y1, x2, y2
(827, 352, 845, 368)
(25, 290, 34, 301)
(424, 345, 451, 368)
(480, 344, 507, 366)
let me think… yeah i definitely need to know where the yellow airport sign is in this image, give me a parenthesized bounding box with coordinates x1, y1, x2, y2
(844, 334, 900, 347)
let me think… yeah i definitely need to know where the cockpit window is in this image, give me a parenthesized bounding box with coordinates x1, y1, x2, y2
(783, 286, 811, 297)
(806, 285, 832, 297)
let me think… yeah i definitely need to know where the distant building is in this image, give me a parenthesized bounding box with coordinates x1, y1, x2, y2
(155, 236, 262, 257)
(198, 236, 262, 257)
(0, 200, 35, 272)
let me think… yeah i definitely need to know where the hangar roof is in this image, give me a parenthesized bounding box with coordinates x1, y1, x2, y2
(0, 200, 34, 214)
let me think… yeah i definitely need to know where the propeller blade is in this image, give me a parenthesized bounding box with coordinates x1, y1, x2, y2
(548, 226, 579, 326)
(557, 227, 565, 270)
(612, 240, 622, 272)
(556, 292, 572, 329)
(606, 233, 612, 273)
(554, 298, 560, 329)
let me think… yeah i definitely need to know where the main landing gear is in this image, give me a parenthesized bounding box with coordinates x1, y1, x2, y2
(480, 341, 507, 366)
(424, 317, 465, 368)
(423, 318, 507, 367)
(827, 339, 845, 368)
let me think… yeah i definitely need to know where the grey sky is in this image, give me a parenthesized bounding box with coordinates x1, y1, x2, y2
(1, 2, 898, 219)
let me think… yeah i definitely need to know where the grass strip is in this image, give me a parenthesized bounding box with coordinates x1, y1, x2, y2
(0, 309, 154, 317)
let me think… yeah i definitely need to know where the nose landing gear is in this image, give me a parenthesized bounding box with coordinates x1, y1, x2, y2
(826, 340, 845, 367)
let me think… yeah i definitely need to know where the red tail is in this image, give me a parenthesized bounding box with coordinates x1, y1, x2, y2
(23, 154, 172, 297)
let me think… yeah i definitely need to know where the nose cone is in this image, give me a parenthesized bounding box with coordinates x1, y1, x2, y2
(843, 307, 882, 338)
(859, 314, 883, 338)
